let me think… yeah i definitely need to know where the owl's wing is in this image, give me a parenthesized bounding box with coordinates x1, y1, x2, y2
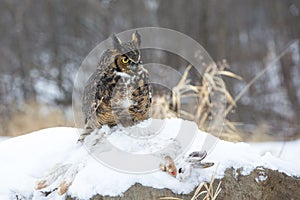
(83, 49, 116, 125)
(79, 71, 105, 142)
(129, 69, 152, 121)
(82, 71, 104, 126)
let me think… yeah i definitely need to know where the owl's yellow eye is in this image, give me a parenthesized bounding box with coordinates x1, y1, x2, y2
(121, 56, 129, 64)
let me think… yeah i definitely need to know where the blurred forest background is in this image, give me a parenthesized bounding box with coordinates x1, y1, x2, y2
(0, 0, 299, 141)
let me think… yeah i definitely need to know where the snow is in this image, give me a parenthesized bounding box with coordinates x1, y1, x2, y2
(0, 118, 299, 200)
(0, 137, 10, 143)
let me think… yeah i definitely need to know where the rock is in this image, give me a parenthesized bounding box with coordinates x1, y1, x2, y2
(66, 167, 300, 200)
(218, 167, 300, 200)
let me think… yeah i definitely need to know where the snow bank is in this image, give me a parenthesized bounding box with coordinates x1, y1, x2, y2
(0, 118, 299, 200)
(0, 136, 10, 143)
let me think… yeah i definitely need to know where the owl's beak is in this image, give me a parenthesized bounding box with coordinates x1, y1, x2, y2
(129, 63, 139, 70)
(130, 54, 140, 64)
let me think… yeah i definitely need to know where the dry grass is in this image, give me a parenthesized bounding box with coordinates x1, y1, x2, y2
(190, 174, 222, 200)
(160, 169, 222, 200)
(1, 101, 73, 137)
(152, 60, 242, 142)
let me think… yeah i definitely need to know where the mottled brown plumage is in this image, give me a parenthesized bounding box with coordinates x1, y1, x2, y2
(79, 31, 151, 141)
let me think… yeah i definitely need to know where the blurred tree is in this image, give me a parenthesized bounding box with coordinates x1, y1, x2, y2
(0, 0, 299, 138)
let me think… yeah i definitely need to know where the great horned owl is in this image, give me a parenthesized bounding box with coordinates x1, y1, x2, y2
(79, 31, 152, 141)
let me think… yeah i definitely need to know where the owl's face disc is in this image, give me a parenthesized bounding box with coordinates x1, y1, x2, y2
(114, 51, 141, 73)
(113, 32, 142, 73)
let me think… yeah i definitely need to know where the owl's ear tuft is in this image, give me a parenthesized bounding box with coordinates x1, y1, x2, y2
(132, 31, 141, 48)
(112, 34, 122, 50)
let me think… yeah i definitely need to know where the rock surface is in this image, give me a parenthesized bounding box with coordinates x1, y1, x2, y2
(66, 167, 300, 200)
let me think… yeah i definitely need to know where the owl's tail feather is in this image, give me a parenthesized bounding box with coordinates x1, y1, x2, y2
(78, 114, 103, 142)
(77, 127, 93, 142)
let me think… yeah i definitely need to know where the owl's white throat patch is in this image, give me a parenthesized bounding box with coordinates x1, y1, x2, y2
(116, 72, 131, 78)
(122, 97, 132, 109)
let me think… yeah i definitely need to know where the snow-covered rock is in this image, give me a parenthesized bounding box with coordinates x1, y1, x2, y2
(0, 118, 299, 200)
